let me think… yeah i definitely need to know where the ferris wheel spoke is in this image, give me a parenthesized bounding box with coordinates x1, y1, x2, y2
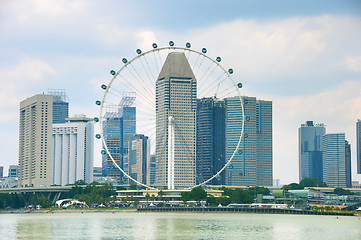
(198, 72, 227, 97)
(127, 64, 155, 99)
(139, 57, 156, 90)
(116, 74, 155, 108)
(197, 62, 218, 92)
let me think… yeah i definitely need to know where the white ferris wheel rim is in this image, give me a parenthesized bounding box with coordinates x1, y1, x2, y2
(97, 44, 245, 190)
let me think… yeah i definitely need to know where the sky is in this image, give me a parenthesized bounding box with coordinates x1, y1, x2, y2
(0, 0, 360, 184)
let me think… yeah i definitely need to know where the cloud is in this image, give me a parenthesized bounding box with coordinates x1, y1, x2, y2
(345, 55, 361, 72)
(136, 31, 159, 51)
(0, 58, 57, 122)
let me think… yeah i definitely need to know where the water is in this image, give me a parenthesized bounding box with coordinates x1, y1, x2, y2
(0, 212, 360, 239)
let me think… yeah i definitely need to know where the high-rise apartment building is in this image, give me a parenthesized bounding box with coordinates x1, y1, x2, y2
(155, 52, 197, 188)
(18, 94, 53, 187)
(48, 89, 69, 124)
(224, 96, 273, 186)
(298, 121, 326, 182)
(128, 134, 150, 185)
(345, 140, 352, 188)
(196, 97, 226, 185)
(102, 94, 136, 182)
(52, 115, 94, 185)
(357, 120, 361, 174)
(321, 133, 346, 188)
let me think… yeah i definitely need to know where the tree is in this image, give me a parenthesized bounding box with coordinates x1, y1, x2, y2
(181, 192, 192, 202)
(333, 187, 354, 196)
(231, 189, 253, 204)
(190, 187, 207, 202)
(35, 196, 53, 208)
(248, 187, 270, 196)
(129, 184, 137, 190)
(299, 178, 327, 188)
(145, 193, 150, 203)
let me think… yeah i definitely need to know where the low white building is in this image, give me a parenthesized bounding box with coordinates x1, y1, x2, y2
(52, 115, 94, 185)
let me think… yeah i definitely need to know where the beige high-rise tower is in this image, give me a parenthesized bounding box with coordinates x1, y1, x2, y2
(155, 52, 197, 188)
(18, 94, 53, 187)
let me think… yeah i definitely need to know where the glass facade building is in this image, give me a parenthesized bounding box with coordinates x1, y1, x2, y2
(345, 140, 352, 188)
(196, 97, 226, 185)
(224, 96, 273, 186)
(321, 133, 346, 188)
(298, 121, 325, 182)
(357, 120, 361, 174)
(48, 89, 69, 124)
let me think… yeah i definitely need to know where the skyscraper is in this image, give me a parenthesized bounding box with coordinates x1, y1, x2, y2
(256, 100, 273, 186)
(102, 94, 136, 182)
(128, 134, 150, 185)
(155, 52, 197, 188)
(102, 106, 121, 178)
(18, 94, 53, 187)
(8, 165, 18, 178)
(48, 89, 69, 124)
(196, 97, 226, 185)
(150, 154, 156, 185)
(225, 96, 273, 186)
(321, 133, 346, 188)
(357, 120, 361, 174)
(345, 140, 352, 188)
(298, 121, 326, 182)
(52, 115, 94, 185)
(225, 96, 257, 186)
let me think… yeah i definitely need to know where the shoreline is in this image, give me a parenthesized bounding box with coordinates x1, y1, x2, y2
(0, 208, 138, 214)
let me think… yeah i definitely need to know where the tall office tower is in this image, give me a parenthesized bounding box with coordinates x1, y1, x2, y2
(8, 165, 18, 178)
(345, 140, 352, 188)
(298, 121, 326, 182)
(0, 166, 3, 178)
(128, 134, 150, 185)
(357, 120, 361, 174)
(196, 97, 226, 185)
(150, 154, 156, 185)
(225, 96, 257, 186)
(321, 133, 346, 188)
(48, 89, 69, 124)
(18, 94, 53, 187)
(102, 105, 121, 178)
(52, 115, 94, 185)
(225, 96, 273, 186)
(102, 94, 136, 182)
(256, 100, 273, 186)
(155, 52, 197, 188)
(119, 94, 136, 181)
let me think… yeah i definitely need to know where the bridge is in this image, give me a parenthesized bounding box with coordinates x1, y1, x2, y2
(0, 186, 73, 203)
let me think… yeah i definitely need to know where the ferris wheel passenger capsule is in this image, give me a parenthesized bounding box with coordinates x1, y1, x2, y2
(101, 150, 106, 155)
(202, 48, 207, 53)
(244, 133, 248, 138)
(246, 116, 250, 121)
(93, 117, 99, 122)
(228, 68, 234, 74)
(152, 43, 158, 48)
(95, 100, 101, 105)
(95, 134, 101, 139)
(169, 41, 174, 46)
(186, 42, 191, 48)
(237, 83, 242, 88)
(110, 70, 116, 75)
(101, 84, 107, 90)
(136, 49, 142, 54)
(216, 57, 221, 62)
(122, 58, 128, 64)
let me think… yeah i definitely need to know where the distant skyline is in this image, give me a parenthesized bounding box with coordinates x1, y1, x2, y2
(0, 0, 360, 184)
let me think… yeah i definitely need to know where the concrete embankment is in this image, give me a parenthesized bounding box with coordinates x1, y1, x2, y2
(138, 207, 354, 216)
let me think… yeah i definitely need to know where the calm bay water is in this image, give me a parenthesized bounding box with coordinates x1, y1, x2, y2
(0, 212, 360, 239)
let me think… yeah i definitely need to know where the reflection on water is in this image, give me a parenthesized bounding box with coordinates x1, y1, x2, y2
(0, 212, 360, 239)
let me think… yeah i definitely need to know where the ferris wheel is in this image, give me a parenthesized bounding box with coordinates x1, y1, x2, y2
(94, 41, 245, 189)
